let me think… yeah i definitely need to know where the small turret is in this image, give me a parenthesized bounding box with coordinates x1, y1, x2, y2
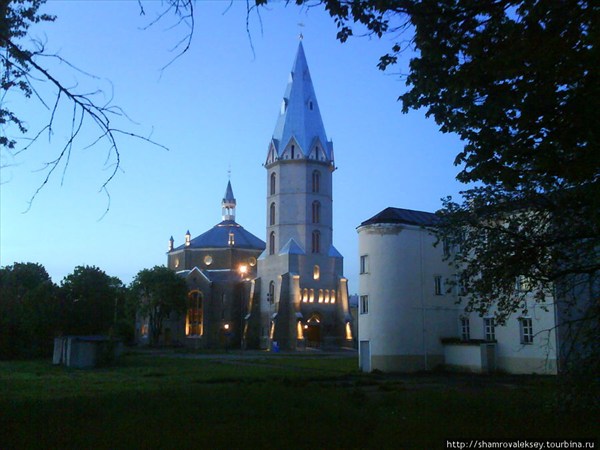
(168, 235, 174, 251)
(185, 230, 191, 247)
(222, 180, 237, 221)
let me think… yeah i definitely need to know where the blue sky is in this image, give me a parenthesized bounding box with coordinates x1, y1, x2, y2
(1, 1, 464, 291)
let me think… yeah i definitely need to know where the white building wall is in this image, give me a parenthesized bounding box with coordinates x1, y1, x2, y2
(357, 216, 558, 375)
(358, 222, 460, 372)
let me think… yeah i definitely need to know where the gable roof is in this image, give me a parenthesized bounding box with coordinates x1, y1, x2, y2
(359, 207, 440, 228)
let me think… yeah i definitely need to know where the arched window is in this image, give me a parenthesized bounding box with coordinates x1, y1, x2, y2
(270, 172, 276, 196)
(270, 202, 276, 226)
(268, 281, 275, 304)
(312, 201, 321, 224)
(312, 230, 320, 254)
(269, 231, 275, 255)
(312, 170, 320, 193)
(186, 290, 203, 336)
(313, 265, 320, 280)
(291, 145, 295, 159)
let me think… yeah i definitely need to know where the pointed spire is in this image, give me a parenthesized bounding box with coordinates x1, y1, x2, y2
(185, 230, 191, 247)
(271, 41, 333, 162)
(168, 235, 174, 252)
(222, 180, 236, 221)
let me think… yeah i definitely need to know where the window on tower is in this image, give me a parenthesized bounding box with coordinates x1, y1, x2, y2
(312, 230, 320, 254)
(312, 170, 320, 193)
(270, 202, 276, 226)
(269, 232, 275, 255)
(270, 173, 276, 196)
(312, 201, 321, 224)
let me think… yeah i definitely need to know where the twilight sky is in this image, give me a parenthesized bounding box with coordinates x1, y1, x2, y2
(1, 1, 465, 291)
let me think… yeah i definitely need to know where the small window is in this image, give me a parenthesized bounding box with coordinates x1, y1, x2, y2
(312, 170, 320, 193)
(311, 230, 320, 254)
(520, 318, 533, 344)
(309, 100, 313, 110)
(291, 145, 295, 159)
(268, 281, 275, 303)
(312, 201, 321, 224)
(360, 255, 369, 274)
(484, 317, 496, 341)
(270, 202, 276, 226)
(460, 317, 470, 341)
(434, 275, 443, 295)
(360, 295, 369, 314)
(270, 172, 276, 196)
(228, 232, 235, 246)
(313, 265, 320, 280)
(269, 231, 275, 255)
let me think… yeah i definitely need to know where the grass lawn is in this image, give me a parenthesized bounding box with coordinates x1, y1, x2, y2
(0, 352, 597, 449)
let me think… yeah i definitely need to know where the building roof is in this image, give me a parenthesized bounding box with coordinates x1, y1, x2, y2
(279, 238, 306, 255)
(359, 207, 440, 228)
(271, 41, 333, 160)
(173, 220, 265, 251)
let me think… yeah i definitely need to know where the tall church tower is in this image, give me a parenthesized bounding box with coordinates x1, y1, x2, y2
(255, 41, 352, 350)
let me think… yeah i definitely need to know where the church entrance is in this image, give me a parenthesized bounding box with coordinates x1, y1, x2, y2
(305, 314, 321, 348)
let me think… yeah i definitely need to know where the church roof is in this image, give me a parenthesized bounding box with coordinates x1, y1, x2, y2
(359, 207, 440, 228)
(173, 220, 265, 251)
(271, 41, 332, 159)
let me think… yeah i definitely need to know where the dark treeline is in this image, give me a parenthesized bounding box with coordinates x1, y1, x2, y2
(0, 262, 134, 359)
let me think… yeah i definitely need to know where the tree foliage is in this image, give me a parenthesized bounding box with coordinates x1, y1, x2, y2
(60, 265, 124, 336)
(131, 266, 188, 346)
(0, 262, 60, 358)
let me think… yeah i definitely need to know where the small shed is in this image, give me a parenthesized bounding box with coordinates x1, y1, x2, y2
(53, 336, 122, 369)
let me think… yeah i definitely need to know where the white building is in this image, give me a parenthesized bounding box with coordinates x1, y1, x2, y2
(357, 207, 558, 374)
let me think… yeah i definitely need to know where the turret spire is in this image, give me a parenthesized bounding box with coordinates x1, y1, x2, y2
(222, 180, 236, 221)
(270, 41, 333, 163)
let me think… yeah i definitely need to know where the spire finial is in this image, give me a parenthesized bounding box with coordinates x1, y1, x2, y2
(298, 22, 304, 41)
(227, 164, 231, 180)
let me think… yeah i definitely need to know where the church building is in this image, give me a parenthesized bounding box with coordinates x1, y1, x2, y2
(140, 41, 353, 351)
(252, 41, 353, 350)
(137, 181, 265, 348)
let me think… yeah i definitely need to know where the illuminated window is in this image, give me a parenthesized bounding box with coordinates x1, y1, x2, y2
(359, 295, 368, 314)
(312, 170, 320, 193)
(309, 289, 314, 303)
(460, 317, 470, 341)
(360, 255, 368, 274)
(323, 290, 329, 303)
(228, 232, 235, 246)
(186, 291, 203, 336)
(330, 290, 335, 304)
(270, 202, 276, 226)
(318, 289, 323, 303)
(520, 318, 533, 344)
(312, 201, 321, 224)
(269, 232, 275, 255)
(313, 265, 320, 280)
(434, 275, 443, 295)
(312, 230, 320, 254)
(270, 172, 276, 195)
(302, 288, 308, 303)
(484, 317, 495, 341)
